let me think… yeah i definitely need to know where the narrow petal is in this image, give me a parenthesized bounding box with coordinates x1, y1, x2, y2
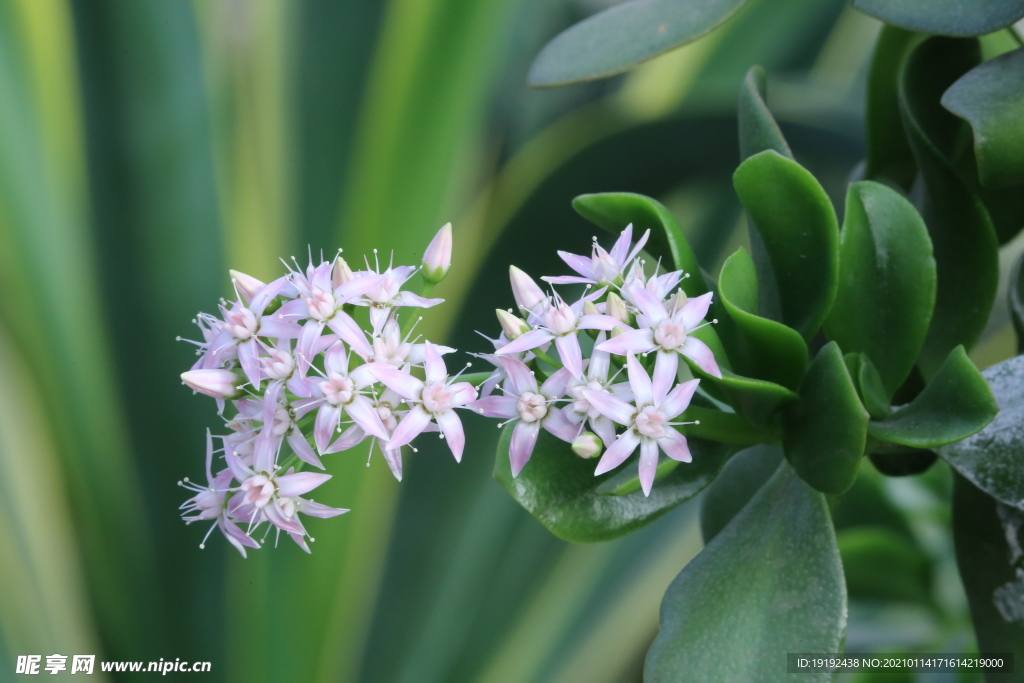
(259, 318, 302, 339)
(626, 228, 650, 264)
(288, 430, 325, 469)
(262, 503, 303, 534)
(423, 342, 447, 384)
(596, 328, 656, 356)
(639, 438, 659, 496)
(587, 332, 609, 381)
(469, 396, 518, 418)
(582, 389, 636, 427)
(238, 339, 262, 388)
(555, 334, 584, 379)
(577, 314, 621, 331)
(629, 287, 668, 324)
(497, 356, 538, 395)
(496, 328, 555, 356)
(509, 420, 540, 477)
(327, 311, 372, 357)
(591, 415, 616, 447)
(558, 250, 595, 279)
(626, 352, 654, 406)
(276, 471, 331, 498)
(680, 292, 714, 329)
(539, 367, 572, 400)
(542, 275, 594, 285)
(436, 410, 466, 462)
(542, 407, 580, 442)
(388, 405, 432, 450)
(286, 374, 312, 398)
(659, 429, 692, 462)
(250, 277, 288, 316)
(334, 272, 384, 304)
(594, 430, 640, 475)
(314, 404, 341, 453)
(681, 337, 721, 378)
(295, 320, 324, 372)
(448, 382, 477, 406)
(609, 224, 633, 265)
(652, 351, 678, 405)
(297, 498, 349, 519)
(224, 450, 254, 482)
(346, 395, 391, 442)
(659, 378, 700, 419)
(397, 291, 444, 308)
(381, 446, 404, 481)
(367, 364, 425, 401)
(326, 425, 366, 454)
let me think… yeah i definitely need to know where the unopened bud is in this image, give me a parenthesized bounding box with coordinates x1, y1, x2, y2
(421, 222, 453, 284)
(583, 300, 600, 317)
(181, 369, 243, 400)
(509, 266, 546, 312)
(332, 256, 355, 289)
(496, 309, 530, 340)
(572, 433, 602, 459)
(606, 292, 632, 325)
(611, 325, 628, 338)
(667, 289, 689, 314)
(230, 270, 265, 304)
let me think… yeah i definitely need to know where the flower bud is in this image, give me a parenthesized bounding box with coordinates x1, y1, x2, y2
(583, 300, 601, 317)
(230, 270, 265, 304)
(509, 266, 546, 312)
(496, 309, 529, 340)
(606, 292, 632, 325)
(667, 289, 689, 315)
(421, 222, 453, 285)
(611, 325, 628, 338)
(332, 256, 355, 289)
(572, 432, 602, 459)
(181, 369, 243, 400)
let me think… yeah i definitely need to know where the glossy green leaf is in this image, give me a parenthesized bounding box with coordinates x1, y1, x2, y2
(494, 428, 736, 543)
(573, 192, 707, 295)
(952, 473, 1024, 682)
(853, 0, 1024, 37)
(716, 247, 808, 390)
(838, 527, 932, 605)
(844, 353, 891, 420)
(783, 341, 869, 495)
(733, 150, 840, 341)
(825, 181, 936, 395)
(699, 444, 782, 543)
(646, 462, 846, 682)
(864, 26, 918, 189)
(942, 47, 1024, 188)
(869, 346, 997, 449)
(899, 37, 1000, 376)
(938, 354, 1024, 508)
(1012, 252, 1024, 353)
(528, 0, 752, 87)
(738, 65, 791, 162)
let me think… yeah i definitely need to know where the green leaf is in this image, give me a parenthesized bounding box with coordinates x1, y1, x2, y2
(853, 0, 1024, 37)
(825, 181, 936, 395)
(845, 353, 891, 420)
(732, 150, 840, 341)
(869, 449, 938, 477)
(699, 444, 783, 543)
(838, 527, 933, 605)
(494, 428, 736, 543)
(938, 354, 1024, 508)
(716, 247, 809, 390)
(527, 0, 752, 87)
(646, 462, 846, 682)
(869, 346, 997, 449)
(737, 65, 792, 162)
(942, 47, 1024, 188)
(783, 341, 869, 495)
(899, 37, 1000, 376)
(864, 26, 919, 189)
(572, 192, 707, 296)
(1013, 252, 1024, 353)
(952, 473, 1024, 682)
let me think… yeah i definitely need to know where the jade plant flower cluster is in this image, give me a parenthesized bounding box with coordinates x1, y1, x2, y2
(178, 224, 473, 555)
(471, 225, 721, 496)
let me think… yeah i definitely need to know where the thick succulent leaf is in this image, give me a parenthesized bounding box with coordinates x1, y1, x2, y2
(783, 341, 869, 495)
(825, 181, 936, 395)
(869, 346, 997, 449)
(716, 247, 809, 390)
(899, 37, 1000, 376)
(646, 462, 846, 682)
(853, 0, 1024, 37)
(573, 192, 707, 295)
(732, 150, 840, 341)
(938, 354, 1024, 508)
(494, 428, 736, 543)
(699, 444, 782, 544)
(738, 65, 792, 162)
(1013, 252, 1024, 353)
(838, 527, 933, 606)
(952, 473, 1024, 682)
(528, 0, 752, 87)
(844, 353, 891, 420)
(943, 47, 1024, 188)
(864, 26, 919, 189)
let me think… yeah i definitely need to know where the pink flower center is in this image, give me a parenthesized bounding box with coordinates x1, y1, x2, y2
(240, 474, 275, 508)
(634, 406, 667, 439)
(422, 382, 454, 414)
(277, 497, 296, 519)
(192, 490, 222, 519)
(570, 380, 605, 418)
(225, 307, 259, 340)
(320, 373, 355, 405)
(371, 335, 410, 366)
(546, 303, 578, 336)
(262, 348, 294, 380)
(305, 286, 337, 321)
(591, 250, 621, 283)
(517, 391, 548, 423)
(375, 401, 396, 429)
(654, 320, 687, 351)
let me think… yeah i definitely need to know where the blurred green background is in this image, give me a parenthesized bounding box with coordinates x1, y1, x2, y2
(0, 0, 1016, 680)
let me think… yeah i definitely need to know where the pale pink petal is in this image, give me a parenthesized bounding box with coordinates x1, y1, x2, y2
(469, 396, 518, 418)
(382, 446, 404, 481)
(273, 298, 308, 322)
(591, 415, 617, 447)
(594, 430, 640, 475)
(327, 311, 372, 357)
(397, 291, 444, 308)
(296, 320, 324, 372)
(542, 275, 594, 285)
(509, 420, 540, 477)
(577, 314, 622, 331)
(286, 374, 312, 398)
(596, 328, 656, 356)
(237, 339, 262, 388)
(250, 277, 288, 316)
(626, 228, 651, 264)
(652, 351, 678, 405)
(629, 287, 668, 324)
(369, 306, 390, 336)
(423, 342, 447, 384)
(276, 471, 331, 498)
(224, 450, 254, 482)
(347, 395, 391, 442)
(609, 224, 633, 264)
(496, 328, 555, 356)
(449, 382, 477, 406)
(679, 292, 714, 329)
(388, 405, 432, 450)
(558, 250, 595, 279)
(335, 272, 384, 304)
(626, 352, 654, 406)
(325, 425, 366, 454)
(582, 389, 636, 427)
(497, 356, 538, 395)
(259, 318, 302, 339)
(288, 429, 325, 469)
(540, 367, 573, 400)
(314, 404, 342, 453)
(297, 498, 349, 518)
(639, 438, 659, 496)
(368, 364, 425, 401)
(542, 407, 580, 442)
(436, 410, 466, 462)
(262, 502, 303, 534)
(659, 429, 692, 462)
(659, 378, 700, 419)
(587, 332, 609, 381)
(556, 334, 584, 379)
(681, 337, 721, 378)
